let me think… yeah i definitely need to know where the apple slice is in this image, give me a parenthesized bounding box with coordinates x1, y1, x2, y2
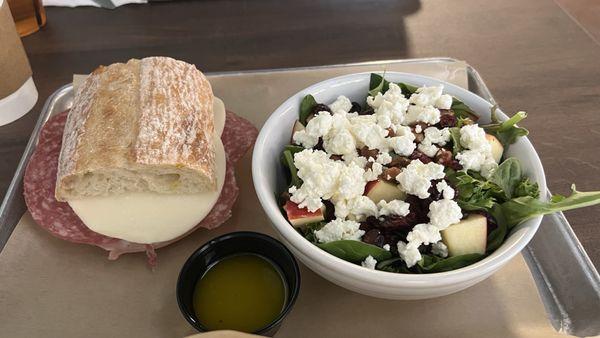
(364, 179, 406, 204)
(283, 200, 324, 228)
(485, 134, 504, 163)
(441, 214, 487, 256)
(290, 120, 305, 142)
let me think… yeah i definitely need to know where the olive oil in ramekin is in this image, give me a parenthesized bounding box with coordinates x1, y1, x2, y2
(192, 254, 287, 333)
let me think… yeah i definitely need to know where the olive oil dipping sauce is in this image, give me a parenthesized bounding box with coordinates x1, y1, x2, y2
(193, 254, 287, 332)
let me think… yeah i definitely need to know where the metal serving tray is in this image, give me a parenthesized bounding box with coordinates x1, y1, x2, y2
(1, 57, 598, 337)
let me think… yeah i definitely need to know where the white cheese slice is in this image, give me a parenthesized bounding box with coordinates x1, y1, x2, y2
(68, 138, 226, 244)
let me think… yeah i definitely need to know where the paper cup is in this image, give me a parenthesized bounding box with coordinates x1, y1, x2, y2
(0, 0, 37, 126)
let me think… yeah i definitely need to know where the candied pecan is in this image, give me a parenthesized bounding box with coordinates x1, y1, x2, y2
(330, 154, 343, 161)
(386, 128, 396, 137)
(314, 138, 324, 151)
(350, 102, 362, 114)
(410, 150, 432, 163)
(389, 155, 412, 168)
(365, 161, 374, 170)
(435, 148, 454, 167)
(362, 229, 385, 247)
(382, 167, 402, 181)
(359, 146, 379, 159)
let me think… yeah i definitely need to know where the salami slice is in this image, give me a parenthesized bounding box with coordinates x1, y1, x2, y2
(23, 110, 258, 264)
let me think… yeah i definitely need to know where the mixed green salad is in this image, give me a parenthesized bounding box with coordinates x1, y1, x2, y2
(278, 73, 600, 274)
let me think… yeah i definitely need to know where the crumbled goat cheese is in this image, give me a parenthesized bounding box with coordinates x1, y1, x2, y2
(417, 142, 439, 157)
(342, 152, 368, 168)
(428, 199, 462, 230)
(387, 125, 416, 156)
(436, 180, 455, 200)
(323, 127, 356, 155)
(398, 223, 443, 267)
(431, 241, 449, 258)
(335, 195, 379, 221)
(407, 223, 442, 245)
(292, 111, 333, 148)
(361, 255, 377, 270)
(435, 94, 453, 110)
(424, 127, 451, 146)
(383, 244, 391, 251)
(315, 218, 365, 243)
(378, 199, 411, 217)
(409, 85, 444, 107)
(329, 95, 353, 115)
(364, 162, 384, 181)
(334, 163, 367, 201)
(397, 241, 422, 268)
(396, 160, 445, 199)
(456, 124, 498, 178)
(289, 149, 344, 212)
(367, 83, 409, 130)
(350, 120, 390, 151)
(415, 124, 423, 133)
(405, 105, 441, 125)
(376, 152, 393, 165)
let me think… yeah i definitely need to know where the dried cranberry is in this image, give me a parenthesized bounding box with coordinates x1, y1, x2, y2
(311, 103, 331, 115)
(359, 107, 375, 115)
(410, 150, 432, 163)
(439, 110, 457, 127)
(386, 128, 396, 137)
(364, 216, 381, 228)
(314, 138, 324, 151)
(329, 154, 343, 161)
(323, 200, 336, 222)
(279, 191, 291, 206)
(362, 229, 385, 247)
(449, 159, 463, 170)
(349, 102, 362, 114)
(379, 215, 413, 230)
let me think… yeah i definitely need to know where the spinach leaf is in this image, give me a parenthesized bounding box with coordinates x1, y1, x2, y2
(299, 95, 317, 125)
(376, 258, 412, 273)
(482, 109, 529, 147)
(449, 127, 463, 155)
(417, 254, 484, 273)
(486, 203, 508, 253)
(399, 82, 418, 95)
(299, 221, 325, 244)
(488, 158, 522, 200)
(281, 149, 302, 188)
(368, 73, 388, 97)
(501, 185, 600, 229)
(284, 144, 305, 155)
(451, 98, 478, 121)
(317, 240, 392, 263)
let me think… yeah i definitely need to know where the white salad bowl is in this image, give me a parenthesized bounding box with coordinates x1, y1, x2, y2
(252, 72, 547, 300)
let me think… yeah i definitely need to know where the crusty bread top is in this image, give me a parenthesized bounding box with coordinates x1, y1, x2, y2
(55, 57, 216, 201)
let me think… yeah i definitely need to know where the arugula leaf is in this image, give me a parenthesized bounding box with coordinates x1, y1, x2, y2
(486, 204, 508, 253)
(514, 177, 540, 199)
(317, 240, 392, 263)
(488, 158, 522, 200)
(449, 127, 463, 155)
(281, 149, 302, 188)
(417, 253, 484, 273)
(299, 95, 317, 125)
(446, 170, 498, 211)
(500, 185, 600, 228)
(482, 109, 529, 147)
